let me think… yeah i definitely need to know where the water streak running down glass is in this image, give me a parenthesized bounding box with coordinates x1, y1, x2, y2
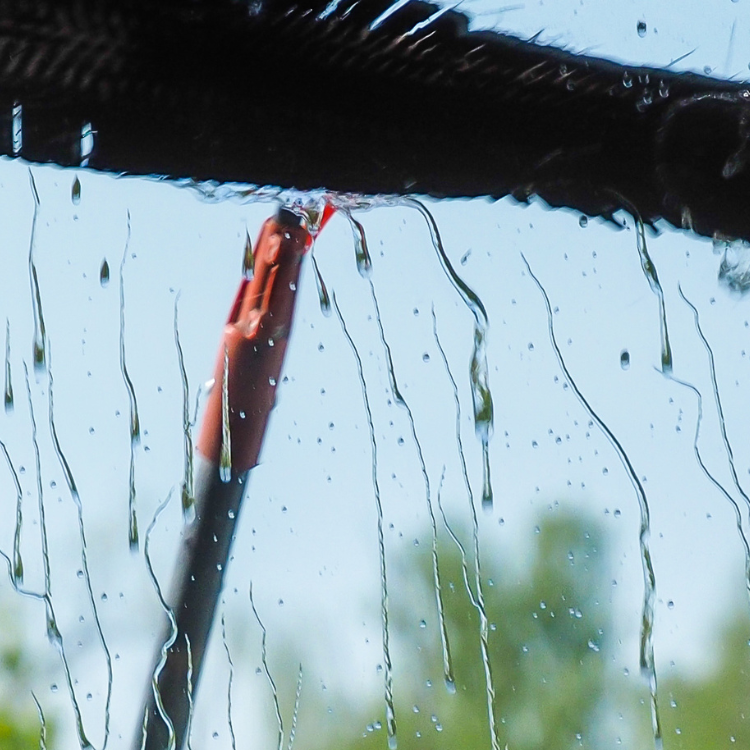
(1, 2, 750, 749)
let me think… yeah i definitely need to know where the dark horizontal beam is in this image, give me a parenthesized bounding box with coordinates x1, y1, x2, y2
(1, 0, 748, 240)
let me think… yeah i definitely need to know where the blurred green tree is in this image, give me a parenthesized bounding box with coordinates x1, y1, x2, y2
(298, 510, 621, 750)
(291, 509, 750, 750)
(660, 613, 750, 748)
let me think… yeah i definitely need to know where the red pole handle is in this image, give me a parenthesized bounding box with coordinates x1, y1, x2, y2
(197, 209, 311, 473)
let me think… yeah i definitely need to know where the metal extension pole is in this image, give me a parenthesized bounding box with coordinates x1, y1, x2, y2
(137, 207, 314, 750)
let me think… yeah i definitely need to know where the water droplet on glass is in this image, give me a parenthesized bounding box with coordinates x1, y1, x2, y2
(637, 20, 647, 37)
(33, 341, 45, 371)
(349, 214, 372, 278)
(311, 255, 331, 316)
(620, 350, 630, 369)
(71, 176, 81, 205)
(99, 259, 110, 287)
(242, 230, 254, 278)
(579, 215, 588, 228)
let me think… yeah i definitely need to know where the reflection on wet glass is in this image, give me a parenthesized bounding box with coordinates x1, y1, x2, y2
(174, 296, 195, 517)
(1, 131, 750, 750)
(118, 213, 141, 549)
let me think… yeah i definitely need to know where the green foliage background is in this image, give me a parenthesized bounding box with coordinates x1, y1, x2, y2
(288, 510, 750, 750)
(1, 509, 748, 749)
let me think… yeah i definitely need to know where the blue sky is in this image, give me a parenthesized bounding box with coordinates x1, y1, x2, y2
(1, 2, 750, 748)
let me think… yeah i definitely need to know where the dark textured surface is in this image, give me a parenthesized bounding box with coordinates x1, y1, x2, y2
(1, 0, 749, 239)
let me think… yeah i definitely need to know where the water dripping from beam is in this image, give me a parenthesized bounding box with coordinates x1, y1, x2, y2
(678, 287, 750, 584)
(4, 319, 12, 412)
(221, 610, 237, 750)
(12, 102, 22, 156)
(249, 584, 285, 750)
(665, 370, 750, 605)
(27, 172, 46, 371)
(333, 295, 397, 749)
(142, 488, 179, 750)
(71, 176, 81, 206)
(48, 347, 114, 747)
(679, 287, 750, 505)
(521, 254, 663, 750)
(633, 214, 672, 374)
(32, 692, 47, 750)
(174, 295, 195, 518)
(287, 664, 303, 750)
(119, 212, 141, 549)
(348, 211, 454, 693)
(404, 198, 494, 510)
(432, 310, 500, 750)
(25, 364, 94, 749)
(310, 253, 331, 317)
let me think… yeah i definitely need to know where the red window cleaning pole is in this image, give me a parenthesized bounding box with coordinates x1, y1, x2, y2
(137, 204, 333, 750)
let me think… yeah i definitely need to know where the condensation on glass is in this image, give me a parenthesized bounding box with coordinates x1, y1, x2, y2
(1, 3, 750, 750)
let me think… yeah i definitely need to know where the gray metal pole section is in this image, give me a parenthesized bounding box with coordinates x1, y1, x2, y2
(140, 459, 247, 750)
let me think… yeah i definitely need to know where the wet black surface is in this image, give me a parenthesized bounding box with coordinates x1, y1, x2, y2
(0, 0, 749, 240)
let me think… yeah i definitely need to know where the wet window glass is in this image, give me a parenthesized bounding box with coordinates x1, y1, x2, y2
(1, 2, 750, 749)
